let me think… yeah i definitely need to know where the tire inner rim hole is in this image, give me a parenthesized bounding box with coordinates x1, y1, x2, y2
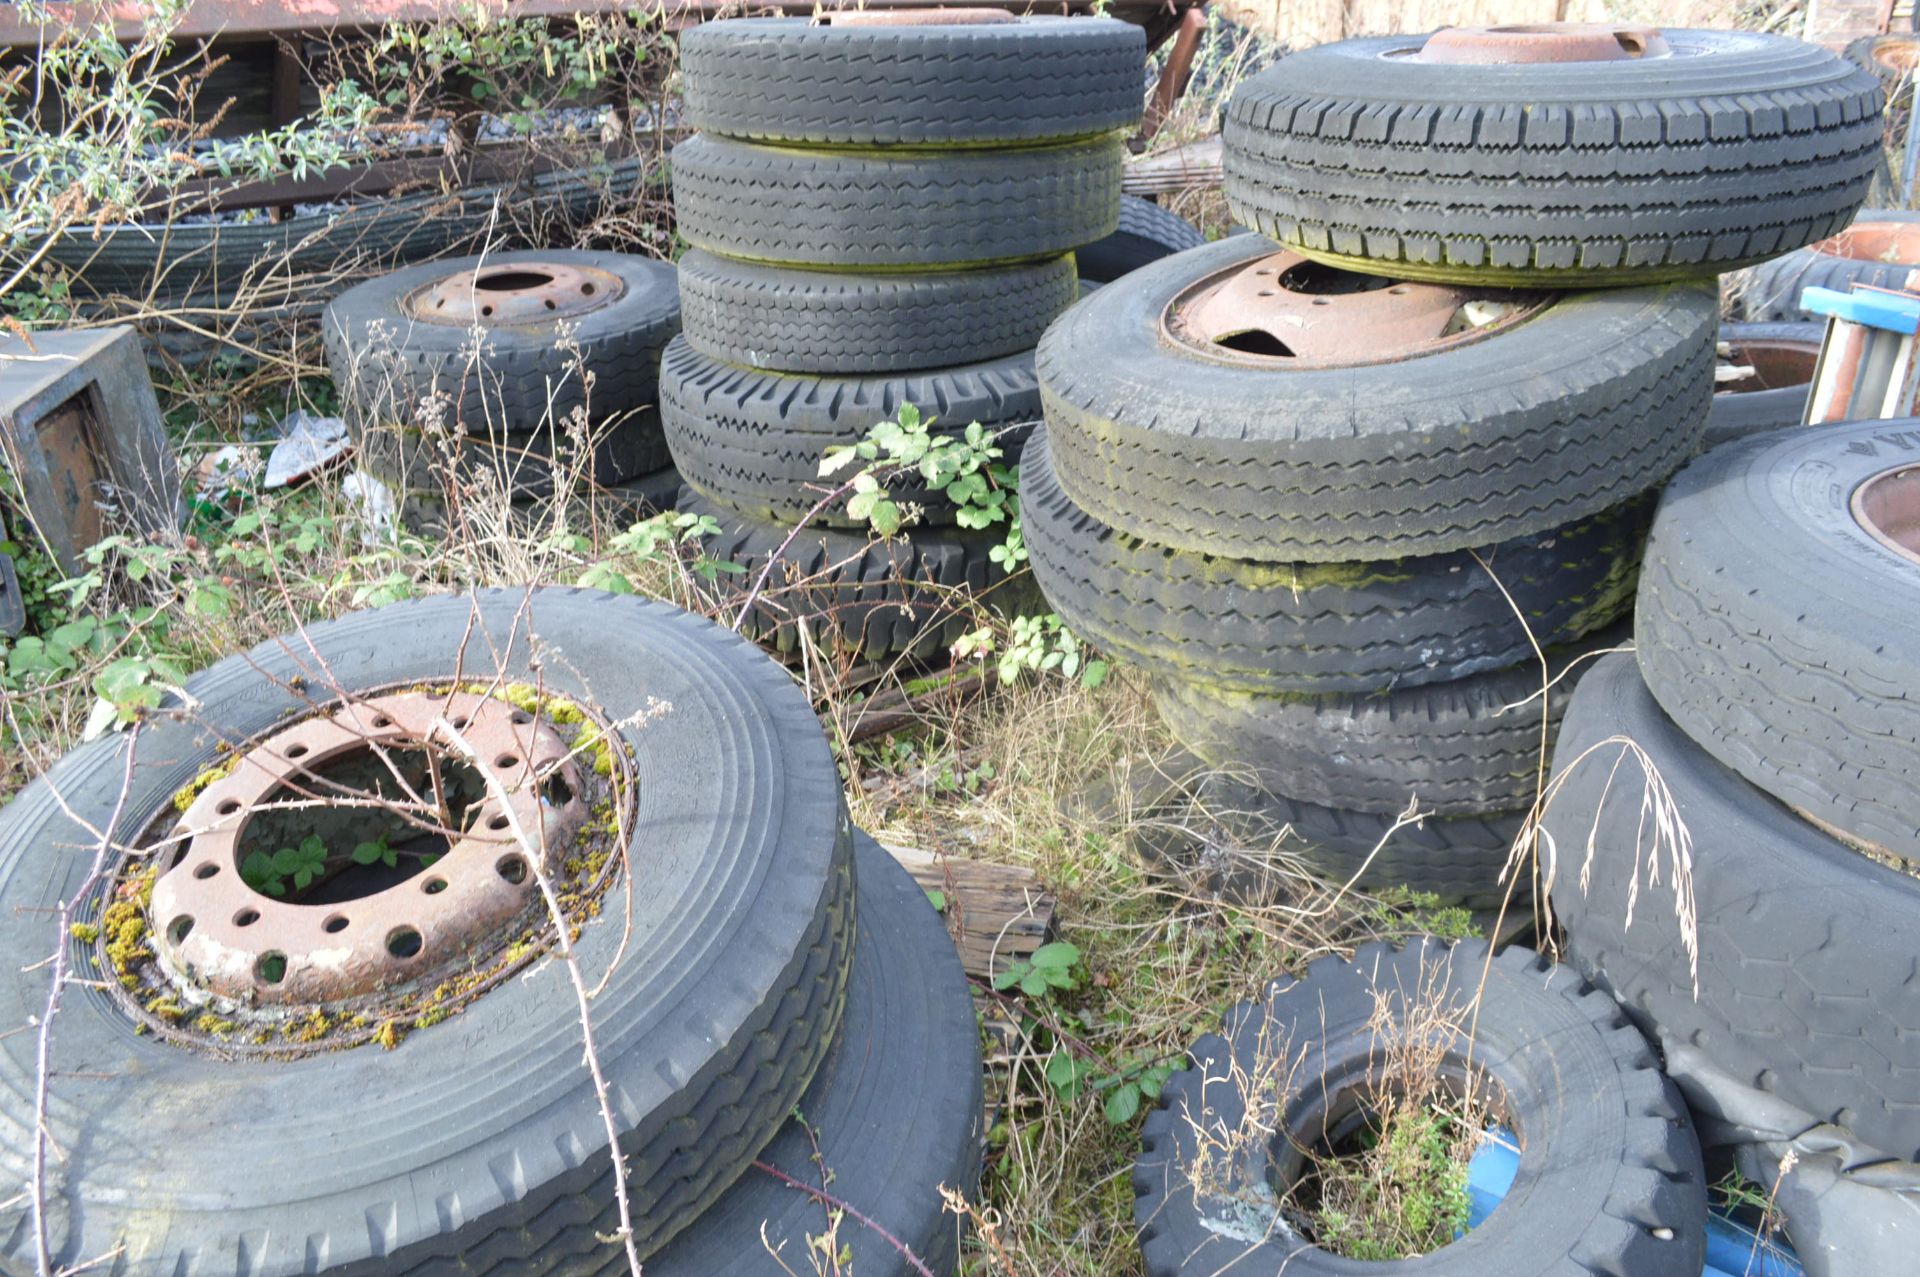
(1852, 464, 1920, 567)
(475, 270, 555, 292)
(232, 743, 487, 906)
(1271, 1056, 1511, 1260)
(1718, 338, 1818, 393)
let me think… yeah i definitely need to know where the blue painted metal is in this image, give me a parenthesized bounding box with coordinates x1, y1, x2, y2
(1465, 1129, 1804, 1277)
(1800, 285, 1920, 334)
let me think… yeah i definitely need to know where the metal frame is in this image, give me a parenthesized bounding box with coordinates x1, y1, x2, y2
(0, 327, 180, 576)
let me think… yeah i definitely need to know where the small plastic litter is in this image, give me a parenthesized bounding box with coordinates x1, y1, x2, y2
(263, 410, 351, 490)
(342, 471, 396, 543)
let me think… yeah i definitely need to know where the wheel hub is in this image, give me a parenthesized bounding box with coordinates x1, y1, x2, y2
(1161, 250, 1544, 370)
(1811, 219, 1920, 266)
(1417, 23, 1670, 64)
(151, 691, 586, 1005)
(404, 261, 625, 327)
(1852, 464, 1920, 568)
(1717, 333, 1818, 394)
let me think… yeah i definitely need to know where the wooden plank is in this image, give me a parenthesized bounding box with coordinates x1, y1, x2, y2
(882, 842, 1053, 983)
(1124, 134, 1222, 196)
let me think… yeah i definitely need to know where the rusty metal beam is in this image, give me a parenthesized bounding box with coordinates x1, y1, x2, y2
(0, 0, 1186, 47)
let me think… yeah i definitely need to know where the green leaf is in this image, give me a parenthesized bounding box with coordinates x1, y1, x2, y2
(992, 965, 1024, 992)
(925, 889, 947, 912)
(1018, 969, 1050, 997)
(241, 851, 278, 888)
(869, 500, 902, 537)
(1030, 942, 1080, 971)
(1104, 1083, 1142, 1125)
(351, 840, 386, 865)
(846, 489, 879, 521)
(271, 847, 302, 873)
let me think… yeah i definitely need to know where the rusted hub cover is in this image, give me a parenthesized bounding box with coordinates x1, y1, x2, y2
(152, 691, 586, 1005)
(1853, 464, 1920, 568)
(404, 261, 624, 327)
(1419, 23, 1669, 64)
(1718, 334, 1819, 393)
(1161, 250, 1544, 369)
(1811, 220, 1920, 265)
(824, 8, 1015, 25)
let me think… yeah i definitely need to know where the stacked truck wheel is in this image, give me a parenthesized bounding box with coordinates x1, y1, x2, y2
(1026, 22, 1878, 916)
(664, 14, 1148, 660)
(1542, 420, 1920, 1277)
(323, 250, 685, 533)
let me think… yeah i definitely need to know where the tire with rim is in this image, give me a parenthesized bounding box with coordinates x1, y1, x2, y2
(1039, 236, 1715, 563)
(1737, 211, 1920, 321)
(1133, 937, 1709, 1275)
(669, 133, 1124, 270)
(1636, 419, 1920, 864)
(1023, 427, 1647, 694)
(323, 250, 681, 438)
(676, 249, 1076, 374)
(680, 489, 1040, 659)
(1223, 30, 1883, 286)
(679, 15, 1144, 147)
(1543, 652, 1920, 1165)
(1705, 322, 1818, 449)
(1845, 33, 1920, 109)
(661, 335, 1038, 527)
(1076, 195, 1206, 284)
(1150, 622, 1629, 817)
(0, 589, 854, 1275)
(644, 831, 982, 1277)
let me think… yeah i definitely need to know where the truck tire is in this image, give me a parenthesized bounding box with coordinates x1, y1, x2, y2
(0, 590, 853, 1275)
(1076, 195, 1206, 284)
(670, 133, 1124, 270)
(1737, 211, 1920, 321)
(1135, 938, 1708, 1275)
(1544, 652, 1920, 1165)
(1023, 427, 1647, 694)
(1223, 30, 1883, 285)
(1704, 322, 1818, 448)
(1636, 420, 1920, 864)
(1039, 236, 1714, 563)
(677, 249, 1075, 374)
(679, 15, 1144, 147)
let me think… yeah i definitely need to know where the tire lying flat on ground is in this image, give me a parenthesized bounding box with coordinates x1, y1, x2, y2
(662, 335, 1038, 527)
(1075, 195, 1206, 284)
(677, 249, 1076, 374)
(324, 250, 681, 439)
(670, 133, 1124, 270)
(1636, 419, 1920, 864)
(1737, 211, 1920, 321)
(680, 488, 1040, 659)
(1705, 322, 1818, 449)
(1150, 623, 1629, 817)
(0, 590, 853, 1275)
(1134, 937, 1708, 1275)
(1023, 427, 1646, 694)
(1223, 29, 1883, 286)
(1039, 236, 1715, 563)
(646, 831, 983, 1277)
(679, 15, 1144, 148)
(1543, 653, 1920, 1164)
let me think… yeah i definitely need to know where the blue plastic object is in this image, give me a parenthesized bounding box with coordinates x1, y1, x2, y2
(1800, 284, 1920, 334)
(1465, 1129, 1803, 1277)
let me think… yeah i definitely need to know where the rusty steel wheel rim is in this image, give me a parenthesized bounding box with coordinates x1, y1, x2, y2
(97, 683, 632, 1056)
(1718, 335, 1819, 394)
(1160, 250, 1548, 370)
(822, 7, 1016, 25)
(1853, 464, 1920, 568)
(404, 260, 625, 327)
(1413, 22, 1671, 64)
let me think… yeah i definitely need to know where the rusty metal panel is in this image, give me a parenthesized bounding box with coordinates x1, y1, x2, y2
(0, 326, 180, 575)
(0, 549, 22, 637)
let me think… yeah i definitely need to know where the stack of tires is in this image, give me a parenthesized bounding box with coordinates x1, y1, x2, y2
(662, 13, 1146, 659)
(1542, 421, 1920, 1277)
(323, 249, 686, 533)
(1026, 24, 1882, 909)
(0, 590, 983, 1276)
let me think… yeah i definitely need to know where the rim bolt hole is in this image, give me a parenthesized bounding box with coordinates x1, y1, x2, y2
(167, 916, 194, 945)
(216, 799, 242, 816)
(387, 927, 424, 959)
(423, 877, 448, 895)
(193, 863, 220, 880)
(255, 951, 287, 984)
(497, 854, 530, 885)
(488, 814, 511, 832)
(323, 914, 350, 934)
(495, 754, 520, 770)
(286, 744, 310, 760)
(1311, 297, 1331, 306)
(233, 908, 260, 927)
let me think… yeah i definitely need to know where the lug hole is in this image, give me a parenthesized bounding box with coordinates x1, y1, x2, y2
(255, 951, 287, 984)
(496, 854, 529, 885)
(387, 927, 424, 959)
(193, 863, 220, 880)
(233, 908, 260, 927)
(323, 914, 349, 934)
(422, 877, 448, 895)
(167, 916, 194, 945)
